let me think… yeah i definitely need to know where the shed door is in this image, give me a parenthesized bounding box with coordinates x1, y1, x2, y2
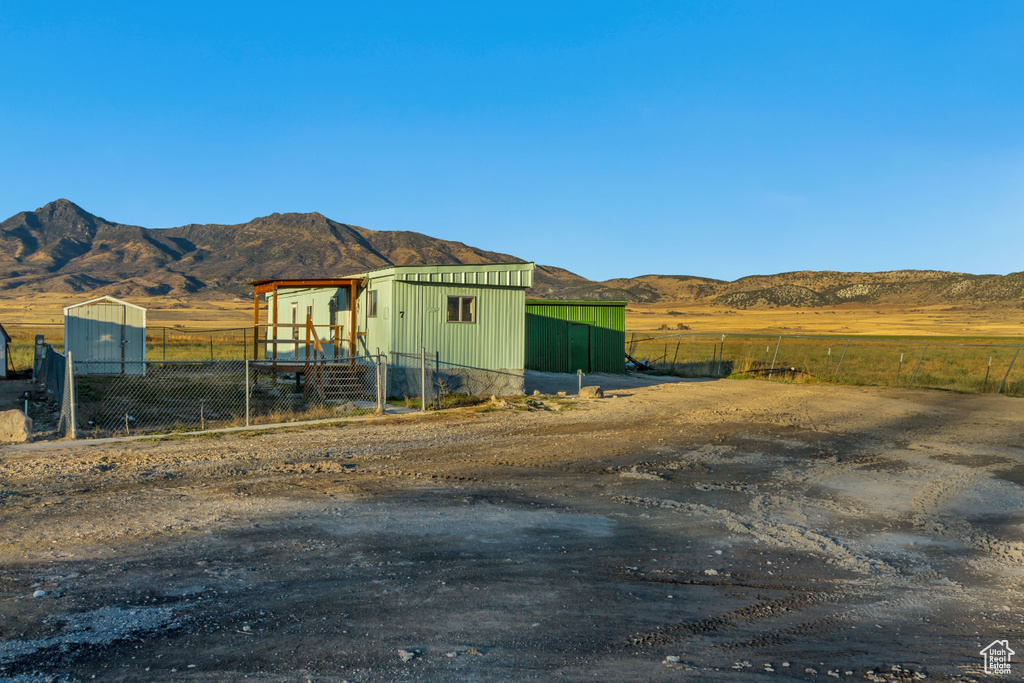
(82, 302, 125, 374)
(569, 323, 591, 373)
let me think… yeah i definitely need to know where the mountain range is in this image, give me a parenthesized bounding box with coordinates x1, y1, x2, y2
(1, 200, 1022, 308)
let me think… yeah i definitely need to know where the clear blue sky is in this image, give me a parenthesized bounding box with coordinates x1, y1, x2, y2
(2, 2, 1021, 281)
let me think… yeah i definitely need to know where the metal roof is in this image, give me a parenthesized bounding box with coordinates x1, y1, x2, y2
(525, 299, 627, 306)
(63, 295, 147, 314)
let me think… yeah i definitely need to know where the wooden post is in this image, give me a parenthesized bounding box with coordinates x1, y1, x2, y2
(252, 291, 260, 361)
(349, 282, 358, 358)
(271, 286, 279, 385)
(305, 312, 312, 361)
(271, 287, 279, 362)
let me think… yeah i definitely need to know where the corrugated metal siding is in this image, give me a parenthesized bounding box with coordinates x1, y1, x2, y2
(65, 298, 146, 374)
(387, 263, 534, 289)
(360, 279, 392, 357)
(524, 300, 626, 373)
(392, 281, 525, 370)
(273, 288, 348, 359)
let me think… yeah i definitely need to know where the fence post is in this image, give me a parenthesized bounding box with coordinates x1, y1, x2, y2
(983, 356, 992, 393)
(997, 347, 1021, 395)
(376, 348, 384, 413)
(767, 336, 782, 379)
(66, 350, 76, 440)
(896, 353, 903, 385)
(833, 339, 852, 380)
(163, 328, 166, 361)
(421, 347, 427, 412)
(909, 344, 929, 388)
(716, 334, 725, 377)
(245, 358, 251, 427)
(435, 351, 440, 409)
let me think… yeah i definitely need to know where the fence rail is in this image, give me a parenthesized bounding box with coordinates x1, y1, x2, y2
(66, 355, 386, 439)
(15, 323, 1024, 441)
(389, 349, 525, 409)
(27, 346, 528, 439)
(626, 332, 1024, 396)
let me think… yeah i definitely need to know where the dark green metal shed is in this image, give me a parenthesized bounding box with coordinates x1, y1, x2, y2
(525, 299, 627, 374)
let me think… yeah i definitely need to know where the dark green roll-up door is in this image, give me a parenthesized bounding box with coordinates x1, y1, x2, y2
(525, 300, 626, 373)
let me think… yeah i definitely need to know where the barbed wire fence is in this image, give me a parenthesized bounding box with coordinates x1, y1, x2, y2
(626, 332, 1024, 396)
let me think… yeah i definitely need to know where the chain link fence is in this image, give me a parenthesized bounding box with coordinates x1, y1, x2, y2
(626, 332, 1024, 396)
(31, 345, 522, 440)
(1, 324, 262, 375)
(389, 350, 525, 408)
(66, 355, 385, 438)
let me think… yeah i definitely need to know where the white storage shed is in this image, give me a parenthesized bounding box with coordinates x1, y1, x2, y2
(63, 296, 147, 375)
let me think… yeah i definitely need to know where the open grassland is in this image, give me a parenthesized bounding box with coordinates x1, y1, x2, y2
(4, 295, 1022, 396)
(628, 301, 1024, 337)
(628, 332, 1024, 396)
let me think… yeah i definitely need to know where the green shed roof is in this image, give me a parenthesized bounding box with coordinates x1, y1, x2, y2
(525, 299, 627, 306)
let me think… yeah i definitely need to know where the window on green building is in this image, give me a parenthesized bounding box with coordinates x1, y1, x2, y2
(447, 296, 476, 323)
(367, 290, 378, 318)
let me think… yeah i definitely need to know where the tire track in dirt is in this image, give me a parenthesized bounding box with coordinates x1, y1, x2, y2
(908, 460, 1024, 568)
(626, 591, 840, 647)
(613, 495, 895, 575)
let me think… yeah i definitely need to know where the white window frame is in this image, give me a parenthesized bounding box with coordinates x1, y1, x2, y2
(367, 290, 378, 318)
(446, 295, 476, 324)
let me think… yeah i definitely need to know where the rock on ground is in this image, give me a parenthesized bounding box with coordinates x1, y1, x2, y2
(0, 409, 31, 443)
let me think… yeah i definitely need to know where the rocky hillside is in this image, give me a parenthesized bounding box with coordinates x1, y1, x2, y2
(0, 200, 566, 298)
(2, 200, 1021, 308)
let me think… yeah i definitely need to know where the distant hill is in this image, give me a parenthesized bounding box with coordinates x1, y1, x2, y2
(2, 200, 1022, 308)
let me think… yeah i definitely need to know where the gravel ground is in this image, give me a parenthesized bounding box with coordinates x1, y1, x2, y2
(0, 374, 1022, 681)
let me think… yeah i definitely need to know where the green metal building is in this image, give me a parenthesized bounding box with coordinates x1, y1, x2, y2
(525, 299, 627, 374)
(261, 263, 535, 394)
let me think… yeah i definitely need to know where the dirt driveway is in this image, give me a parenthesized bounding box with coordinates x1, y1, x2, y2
(1, 376, 1022, 681)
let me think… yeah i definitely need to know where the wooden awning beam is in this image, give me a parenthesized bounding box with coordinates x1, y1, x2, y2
(251, 278, 360, 295)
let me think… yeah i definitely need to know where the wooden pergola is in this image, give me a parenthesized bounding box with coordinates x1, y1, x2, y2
(249, 278, 361, 362)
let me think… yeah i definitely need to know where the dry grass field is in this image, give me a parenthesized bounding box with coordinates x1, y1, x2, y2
(0, 294, 254, 329)
(4, 295, 1022, 338)
(4, 296, 1021, 396)
(627, 301, 1024, 338)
